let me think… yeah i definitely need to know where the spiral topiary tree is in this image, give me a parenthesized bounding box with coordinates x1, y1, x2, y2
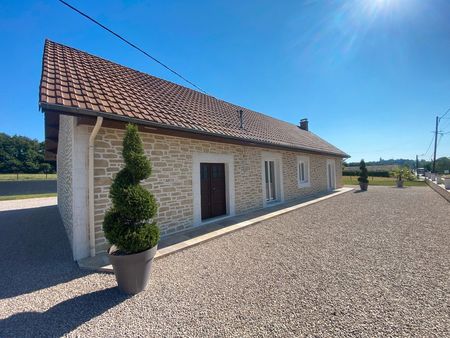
(103, 124, 160, 254)
(358, 159, 369, 184)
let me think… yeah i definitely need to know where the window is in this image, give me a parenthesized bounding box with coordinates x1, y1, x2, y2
(297, 156, 310, 188)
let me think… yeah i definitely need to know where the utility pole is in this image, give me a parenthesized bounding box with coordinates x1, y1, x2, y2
(432, 116, 438, 173)
(416, 154, 419, 178)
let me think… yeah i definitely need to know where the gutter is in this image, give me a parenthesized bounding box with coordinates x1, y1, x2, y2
(40, 103, 350, 158)
(88, 116, 103, 257)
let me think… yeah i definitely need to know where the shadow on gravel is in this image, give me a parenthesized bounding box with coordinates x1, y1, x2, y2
(0, 287, 129, 336)
(353, 190, 366, 193)
(0, 205, 87, 300)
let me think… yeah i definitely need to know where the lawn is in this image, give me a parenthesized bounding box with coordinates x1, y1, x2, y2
(343, 176, 426, 187)
(0, 173, 57, 181)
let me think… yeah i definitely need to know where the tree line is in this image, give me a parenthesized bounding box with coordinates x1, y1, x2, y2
(0, 133, 56, 174)
(345, 157, 450, 174)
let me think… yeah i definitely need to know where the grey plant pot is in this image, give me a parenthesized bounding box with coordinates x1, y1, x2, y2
(108, 244, 158, 295)
(396, 180, 404, 188)
(359, 182, 368, 191)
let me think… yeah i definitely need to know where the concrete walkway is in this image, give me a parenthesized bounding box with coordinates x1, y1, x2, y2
(0, 196, 57, 211)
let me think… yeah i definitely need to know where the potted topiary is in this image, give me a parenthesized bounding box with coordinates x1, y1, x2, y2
(358, 159, 369, 191)
(390, 167, 413, 188)
(103, 124, 160, 295)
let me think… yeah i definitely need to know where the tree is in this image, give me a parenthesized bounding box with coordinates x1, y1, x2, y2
(435, 157, 450, 174)
(358, 159, 369, 184)
(103, 124, 160, 254)
(40, 163, 53, 179)
(390, 167, 414, 181)
(0, 132, 56, 174)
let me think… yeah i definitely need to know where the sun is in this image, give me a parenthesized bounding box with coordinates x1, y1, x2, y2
(372, 0, 396, 11)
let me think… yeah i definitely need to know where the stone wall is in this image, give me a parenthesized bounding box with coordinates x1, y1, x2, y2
(57, 115, 74, 248)
(92, 126, 343, 254)
(57, 115, 91, 260)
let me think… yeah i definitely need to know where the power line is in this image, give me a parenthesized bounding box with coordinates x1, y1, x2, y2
(58, 0, 208, 94)
(440, 107, 450, 120)
(437, 133, 444, 146)
(421, 134, 434, 157)
(440, 119, 450, 132)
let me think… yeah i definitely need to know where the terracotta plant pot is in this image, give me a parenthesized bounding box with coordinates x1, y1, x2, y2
(396, 180, 404, 188)
(108, 245, 158, 295)
(359, 182, 368, 191)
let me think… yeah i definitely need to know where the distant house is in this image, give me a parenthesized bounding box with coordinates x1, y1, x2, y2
(39, 40, 349, 260)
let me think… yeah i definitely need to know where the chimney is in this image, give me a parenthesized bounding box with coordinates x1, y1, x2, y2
(239, 110, 244, 129)
(299, 118, 309, 131)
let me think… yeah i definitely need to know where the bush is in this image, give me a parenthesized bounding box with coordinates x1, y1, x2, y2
(358, 159, 369, 184)
(390, 167, 415, 181)
(103, 124, 160, 254)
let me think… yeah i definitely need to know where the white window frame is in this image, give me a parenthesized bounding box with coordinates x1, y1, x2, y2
(326, 158, 336, 191)
(261, 151, 284, 207)
(297, 156, 311, 188)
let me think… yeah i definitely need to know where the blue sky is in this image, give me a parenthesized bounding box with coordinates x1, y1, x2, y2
(1, 0, 449, 162)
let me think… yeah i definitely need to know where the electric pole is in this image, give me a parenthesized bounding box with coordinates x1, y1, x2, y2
(416, 154, 419, 178)
(429, 108, 449, 174)
(432, 116, 438, 173)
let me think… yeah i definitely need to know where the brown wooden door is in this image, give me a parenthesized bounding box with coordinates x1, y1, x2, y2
(200, 163, 226, 220)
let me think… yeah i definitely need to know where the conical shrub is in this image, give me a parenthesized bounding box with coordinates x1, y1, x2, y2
(103, 124, 160, 254)
(358, 159, 369, 184)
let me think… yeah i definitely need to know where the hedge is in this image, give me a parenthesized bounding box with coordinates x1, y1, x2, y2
(343, 171, 390, 177)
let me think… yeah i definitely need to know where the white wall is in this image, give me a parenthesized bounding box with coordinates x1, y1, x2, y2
(57, 115, 90, 260)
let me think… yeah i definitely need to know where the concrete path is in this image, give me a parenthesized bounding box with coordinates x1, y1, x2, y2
(0, 196, 57, 211)
(0, 186, 449, 337)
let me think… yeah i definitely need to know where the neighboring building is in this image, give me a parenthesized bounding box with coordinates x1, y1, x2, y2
(39, 40, 349, 260)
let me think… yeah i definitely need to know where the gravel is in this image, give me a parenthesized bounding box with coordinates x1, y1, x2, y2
(0, 186, 449, 337)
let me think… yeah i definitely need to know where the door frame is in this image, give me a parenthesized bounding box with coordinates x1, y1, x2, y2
(193, 152, 235, 226)
(261, 151, 284, 207)
(326, 158, 336, 191)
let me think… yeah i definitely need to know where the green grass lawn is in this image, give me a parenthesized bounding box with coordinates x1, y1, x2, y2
(0, 193, 57, 201)
(343, 176, 426, 187)
(0, 173, 57, 181)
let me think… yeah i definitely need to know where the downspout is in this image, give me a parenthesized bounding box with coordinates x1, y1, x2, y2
(88, 116, 103, 257)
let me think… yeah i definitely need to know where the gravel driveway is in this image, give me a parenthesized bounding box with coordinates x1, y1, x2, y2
(0, 186, 449, 337)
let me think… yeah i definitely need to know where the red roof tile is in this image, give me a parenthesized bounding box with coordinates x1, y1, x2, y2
(39, 40, 347, 157)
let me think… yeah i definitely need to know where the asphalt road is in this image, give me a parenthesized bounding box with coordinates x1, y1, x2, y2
(0, 180, 56, 196)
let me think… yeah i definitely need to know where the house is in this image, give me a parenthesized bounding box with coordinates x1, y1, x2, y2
(39, 40, 349, 261)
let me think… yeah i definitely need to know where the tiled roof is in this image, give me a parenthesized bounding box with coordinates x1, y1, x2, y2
(39, 40, 348, 157)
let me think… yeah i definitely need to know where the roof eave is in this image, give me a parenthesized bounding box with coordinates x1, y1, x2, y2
(40, 102, 350, 158)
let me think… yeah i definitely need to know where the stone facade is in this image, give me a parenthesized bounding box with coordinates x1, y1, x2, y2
(57, 115, 74, 247)
(91, 126, 343, 254)
(57, 115, 91, 260)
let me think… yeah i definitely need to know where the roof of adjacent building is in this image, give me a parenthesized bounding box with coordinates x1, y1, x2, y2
(39, 40, 348, 157)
